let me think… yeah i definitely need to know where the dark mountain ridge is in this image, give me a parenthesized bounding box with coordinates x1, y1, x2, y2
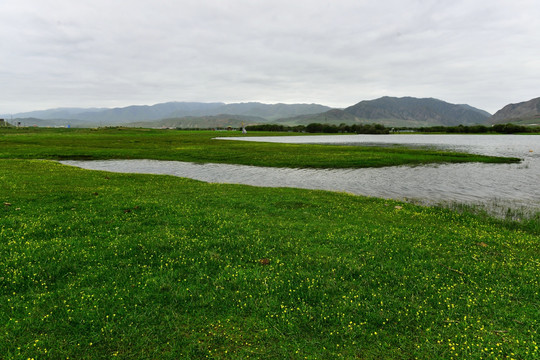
(490, 97, 540, 125)
(344, 97, 490, 126)
(276, 97, 491, 127)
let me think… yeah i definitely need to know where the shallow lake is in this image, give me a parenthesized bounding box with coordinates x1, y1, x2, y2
(61, 134, 539, 217)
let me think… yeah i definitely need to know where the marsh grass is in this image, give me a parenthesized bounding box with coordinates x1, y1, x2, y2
(442, 201, 540, 234)
(1, 159, 538, 359)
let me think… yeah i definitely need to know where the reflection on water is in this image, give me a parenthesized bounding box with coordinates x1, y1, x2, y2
(60, 135, 540, 217)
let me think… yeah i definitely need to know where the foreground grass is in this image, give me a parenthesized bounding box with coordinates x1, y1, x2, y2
(1, 159, 538, 359)
(0, 127, 519, 168)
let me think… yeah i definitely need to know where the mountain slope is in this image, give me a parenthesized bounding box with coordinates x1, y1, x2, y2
(274, 109, 356, 126)
(8, 107, 106, 120)
(276, 97, 491, 127)
(127, 114, 266, 129)
(215, 103, 331, 121)
(343, 97, 490, 126)
(490, 97, 540, 125)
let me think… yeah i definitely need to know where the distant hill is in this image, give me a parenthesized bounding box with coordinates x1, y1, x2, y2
(10, 107, 106, 120)
(274, 109, 357, 126)
(167, 102, 331, 121)
(127, 114, 266, 129)
(5, 117, 88, 128)
(276, 97, 491, 127)
(489, 97, 540, 125)
(10, 102, 332, 127)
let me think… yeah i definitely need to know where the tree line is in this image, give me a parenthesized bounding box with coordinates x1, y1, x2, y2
(245, 123, 539, 134)
(414, 123, 538, 134)
(245, 123, 390, 134)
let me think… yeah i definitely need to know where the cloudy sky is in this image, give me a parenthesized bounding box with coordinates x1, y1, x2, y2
(1, 0, 538, 114)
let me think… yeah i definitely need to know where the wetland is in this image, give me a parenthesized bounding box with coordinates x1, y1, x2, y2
(62, 134, 540, 217)
(1, 128, 539, 359)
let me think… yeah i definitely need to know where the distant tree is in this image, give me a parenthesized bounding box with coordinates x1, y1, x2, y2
(305, 123, 324, 133)
(492, 123, 528, 134)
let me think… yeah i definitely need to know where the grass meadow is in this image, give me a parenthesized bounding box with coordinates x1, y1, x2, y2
(1, 128, 538, 359)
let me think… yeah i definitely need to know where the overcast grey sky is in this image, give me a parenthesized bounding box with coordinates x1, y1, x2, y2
(1, 0, 538, 114)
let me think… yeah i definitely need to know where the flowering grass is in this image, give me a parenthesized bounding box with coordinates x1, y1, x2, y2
(1, 159, 538, 359)
(0, 127, 518, 168)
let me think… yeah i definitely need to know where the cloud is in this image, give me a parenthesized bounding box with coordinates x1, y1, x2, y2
(1, 0, 539, 114)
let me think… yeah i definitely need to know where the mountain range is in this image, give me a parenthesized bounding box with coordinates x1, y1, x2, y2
(7, 102, 330, 127)
(3, 96, 538, 128)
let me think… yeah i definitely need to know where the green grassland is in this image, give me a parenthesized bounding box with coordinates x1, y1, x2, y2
(1, 128, 538, 359)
